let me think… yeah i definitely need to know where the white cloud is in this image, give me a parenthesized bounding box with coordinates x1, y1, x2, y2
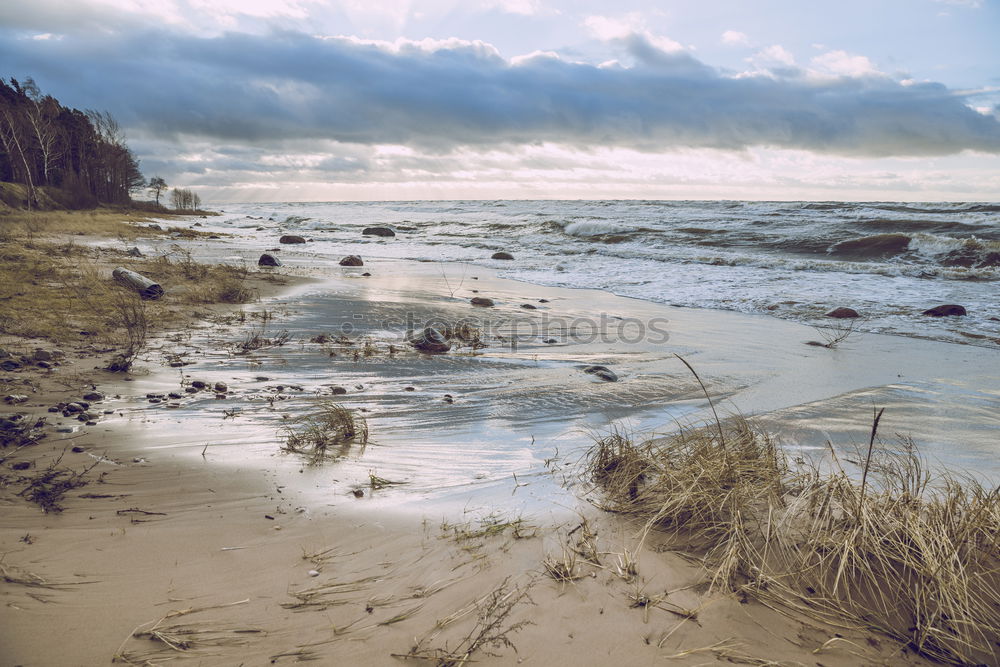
(583, 14, 683, 53)
(752, 44, 796, 67)
(721, 30, 750, 46)
(481, 0, 545, 15)
(810, 50, 881, 78)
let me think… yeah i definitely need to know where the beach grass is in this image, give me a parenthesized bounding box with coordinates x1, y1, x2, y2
(584, 415, 1000, 665)
(281, 402, 369, 463)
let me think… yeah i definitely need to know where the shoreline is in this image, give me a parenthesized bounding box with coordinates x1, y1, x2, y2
(2, 212, 998, 664)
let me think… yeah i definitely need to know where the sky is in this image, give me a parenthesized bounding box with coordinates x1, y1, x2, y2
(2, 0, 999, 202)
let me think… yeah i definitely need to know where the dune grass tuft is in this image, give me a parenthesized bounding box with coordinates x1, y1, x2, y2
(281, 402, 369, 463)
(584, 414, 1000, 665)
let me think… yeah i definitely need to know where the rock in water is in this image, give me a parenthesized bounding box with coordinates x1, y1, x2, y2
(470, 297, 494, 307)
(407, 328, 451, 354)
(583, 365, 618, 382)
(922, 304, 967, 317)
(363, 226, 395, 237)
(279, 235, 306, 244)
(258, 253, 282, 267)
(339, 255, 363, 267)
(826, 307, 860, 319)
(491, 251, 514, 260)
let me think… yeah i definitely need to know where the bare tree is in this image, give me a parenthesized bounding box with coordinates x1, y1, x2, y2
(22, 78, 61, 186)
(148, 176, 167, 204)
(0, 107, 37, 209)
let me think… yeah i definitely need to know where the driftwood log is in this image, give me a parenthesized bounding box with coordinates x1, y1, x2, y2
(112, 267, 164, 300)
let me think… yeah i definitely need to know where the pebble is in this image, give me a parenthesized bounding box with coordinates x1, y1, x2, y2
(82, 392, 104, 401)
(191, 380, 208, 389)
(214, 382, 228, 393)
(308, 569, 320, 577)
(168, 392, 182, 399)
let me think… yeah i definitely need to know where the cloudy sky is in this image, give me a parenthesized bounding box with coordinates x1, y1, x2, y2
(2, 0, 999, 202)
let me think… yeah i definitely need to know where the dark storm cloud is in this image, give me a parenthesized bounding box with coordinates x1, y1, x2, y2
(3, 27, 1000, 157)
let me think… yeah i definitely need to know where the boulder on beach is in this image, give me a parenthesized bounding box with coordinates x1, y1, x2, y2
(406, 327, 451, 354)
(363, 226, 396, 237)
(922, 304, 967, 317)
(258, 253, 282, 267)
(279, 234, 306, 244)
(470, 297, 494, 307)
(826, 307, 860, 319)
(583, 365, 618, 382)
(491, 251, 514, 260)
(520, 303, 537, 310)
(339, 255, 364, 267)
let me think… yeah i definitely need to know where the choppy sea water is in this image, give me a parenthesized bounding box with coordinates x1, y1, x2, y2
(200, 200, 1000, 347)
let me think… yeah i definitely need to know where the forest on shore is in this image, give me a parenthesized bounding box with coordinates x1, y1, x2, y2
(0, 77, 152, 210)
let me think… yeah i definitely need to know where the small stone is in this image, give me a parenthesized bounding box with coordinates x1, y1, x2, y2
(404, 386, 415, 391)
(214, 382, 228, 393)
(11, 461, 30, 471)
(85, 420, 97, 426)
(0, 360, 22, 371)
(544, 338, 558, 344)
(71, 445, 86, 453)
(491, 251, 515, 260)
(470, 297, 494, 307)
(82, 392, 104, 401)
(48, 406, 59, 413)
(339, 255, 363, 267)
(352, 489, 365, 498)
(126, 246, 143, 257)
(583, 365, 618, 382)
(330, 386, 347, 395)
(191, 380, 208, 389)
(279, 234, 306, 244)
(826, 307, 860, 319)
(258, 253, 282, 267)
(33, 349, 53, 361)
(185, 387, 198, 393)
(168, 392, 182, 399)
(362, 226, 395, 237)
(407, 327, 451, 354)
(308, 569, 320, 577)
(538, 299, 550, 303)
(443, 396, 454, 404)
(64, 402, 84, 413)
(922, 304, 967, 317)
(520, 304, 537, 310)
(37, 361, 52, 369)
(362, 272, 371, 277)
(149, 398, 162, 403)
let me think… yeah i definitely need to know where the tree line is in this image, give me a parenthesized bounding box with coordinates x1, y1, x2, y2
(0, 77, 144, 208)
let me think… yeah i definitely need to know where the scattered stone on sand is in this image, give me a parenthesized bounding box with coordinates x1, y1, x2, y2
(191, 380, 208, 389)
(33, 349, 54, 361)
(279, 234, 306, 244)
(363, 226, 395, 237)
(353, 489, 365, 498)
(258, 253, 282, 267)
(404, 386, 415, 391)
(491, 251, 514, 260)
(168, 392, 182, 399)
(407, 327, 451, 354)
(470, 297, 494, 307)
(520, 303, 537, 310)
(214, 382, 228, 393)
(184, 387, 198, 394)
(3, 394, 28, 404)
(0, 359, 21, 371)
(11, 461, 30, 470)
(826, 307, 860, 319)
(339, 255, 363, 266)
(330, 386, 347, 395)
(583, 365, 618, 382)
(126, 246, 143, 257)
(362, 272, 371, 276)
(922, 304, 967, 317)
(71, 445, 86, 453)
(82, 392, 104, 402)
(538, 299, 550, 303)
(544, 338, 557, 344)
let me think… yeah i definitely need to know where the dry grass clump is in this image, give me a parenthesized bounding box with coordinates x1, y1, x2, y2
(394, 577, 533, 666)
(584, 416, 1000, 665)
(281, 402, 369, 463)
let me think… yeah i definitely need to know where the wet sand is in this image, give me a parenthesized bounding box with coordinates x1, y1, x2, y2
(2, 235, 997, 665)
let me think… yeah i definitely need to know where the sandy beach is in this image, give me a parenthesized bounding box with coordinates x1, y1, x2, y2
(2, 214, 998, 665)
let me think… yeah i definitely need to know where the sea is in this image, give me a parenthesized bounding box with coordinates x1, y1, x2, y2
(202, 200, 1000, 347)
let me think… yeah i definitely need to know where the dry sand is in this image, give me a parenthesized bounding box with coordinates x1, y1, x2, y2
(3, 221, 995, 665)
